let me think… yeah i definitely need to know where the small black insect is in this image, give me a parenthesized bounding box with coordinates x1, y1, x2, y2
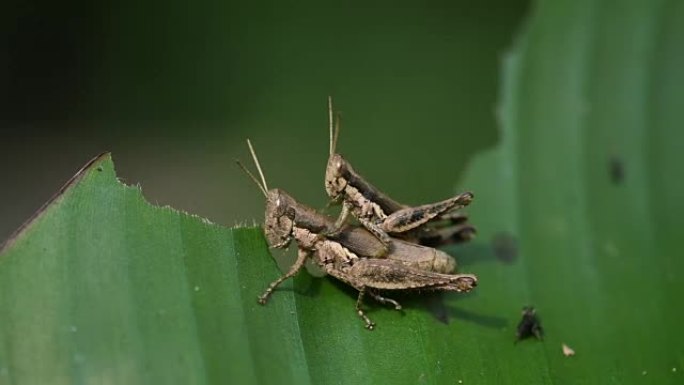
(515, 306, 543, 342)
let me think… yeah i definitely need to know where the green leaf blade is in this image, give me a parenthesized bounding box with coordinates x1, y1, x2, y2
(457, 0, 684, 383)
(0, 154, 309, 385)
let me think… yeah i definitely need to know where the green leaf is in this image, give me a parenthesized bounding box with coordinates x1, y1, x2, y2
(452, 0, 684, 382)
(0, 154, 310, 385)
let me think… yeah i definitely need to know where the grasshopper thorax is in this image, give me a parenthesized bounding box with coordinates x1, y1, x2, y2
(325, 153, 350, 200)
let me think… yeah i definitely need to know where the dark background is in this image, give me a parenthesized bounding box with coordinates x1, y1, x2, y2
(1, 0, 528, 241)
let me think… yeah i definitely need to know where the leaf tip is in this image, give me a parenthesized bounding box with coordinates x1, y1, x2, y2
(1, 152, 113, 254)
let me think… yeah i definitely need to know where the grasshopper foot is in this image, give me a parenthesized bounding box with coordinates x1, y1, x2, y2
(257, 291, 271, 305)
(357, 309, 376, 330)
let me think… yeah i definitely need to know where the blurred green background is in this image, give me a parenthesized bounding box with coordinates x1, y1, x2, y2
(1, 0, 528, 240)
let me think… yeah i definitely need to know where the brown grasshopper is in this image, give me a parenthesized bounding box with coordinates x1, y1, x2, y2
(324, 98, 477, 252)
(238, 140, 477, 329)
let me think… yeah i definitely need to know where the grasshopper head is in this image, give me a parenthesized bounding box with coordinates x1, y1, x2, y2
(264, 189, 295, 248)
(325, 153, 349, 200)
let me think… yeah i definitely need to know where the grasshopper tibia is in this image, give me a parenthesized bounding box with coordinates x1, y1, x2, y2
(416, 212, 477, 246)
(356, 289, 376, 330)
(367, 290, 402, 310)
(355, 289, 403, 331)
(354, 289, 403, 330)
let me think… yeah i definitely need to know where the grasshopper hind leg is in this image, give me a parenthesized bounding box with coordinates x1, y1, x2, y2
(381, 191, 474, 235)
(355, 288, 376, 330)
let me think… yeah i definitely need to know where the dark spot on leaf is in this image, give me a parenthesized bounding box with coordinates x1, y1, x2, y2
(491, 232, 518, 264)
(448, 306, 508, 329)
(609, 156, 624, 184)
(96, 166, 103, 172)
(424, 292, 450, 324)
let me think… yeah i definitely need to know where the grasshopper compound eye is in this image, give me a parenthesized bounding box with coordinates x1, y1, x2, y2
(329, 154, 347, 177)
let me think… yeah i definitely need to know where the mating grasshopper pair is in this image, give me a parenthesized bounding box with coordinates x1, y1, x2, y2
(239, 101, 477, 329)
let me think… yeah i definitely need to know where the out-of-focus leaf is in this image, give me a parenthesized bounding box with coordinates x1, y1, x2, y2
(0, 154, 310, 385)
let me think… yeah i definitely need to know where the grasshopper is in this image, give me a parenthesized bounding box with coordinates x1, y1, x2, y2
(325, 98, 476, 252)
(238, 140, 478, 329)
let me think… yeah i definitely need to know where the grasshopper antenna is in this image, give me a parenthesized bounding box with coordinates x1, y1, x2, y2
(328, 96, 341, 157)
(236, 159, 268, 198)
(235, 139, 269, 198)
(328, 96, 335, 156)
(246, 139, 270, 192)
